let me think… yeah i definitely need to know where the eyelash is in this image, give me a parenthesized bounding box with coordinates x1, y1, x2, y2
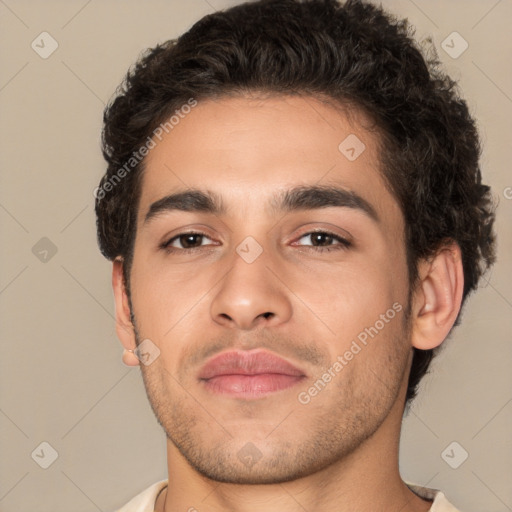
(160, 230, 351, 254)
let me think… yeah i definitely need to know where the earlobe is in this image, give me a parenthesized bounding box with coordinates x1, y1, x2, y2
(112, 259, 139, 366)
(410, 242, 464, 350)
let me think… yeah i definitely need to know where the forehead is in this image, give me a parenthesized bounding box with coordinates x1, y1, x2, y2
(138, 95, 401, 226)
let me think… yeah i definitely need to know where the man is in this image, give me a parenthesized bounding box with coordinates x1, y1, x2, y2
(94, 0, 496, 510)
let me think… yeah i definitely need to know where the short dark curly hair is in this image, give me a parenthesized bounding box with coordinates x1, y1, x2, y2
(95, 0, 496, 403)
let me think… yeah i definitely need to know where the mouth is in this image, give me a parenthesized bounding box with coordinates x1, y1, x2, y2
(198, 349, 307, 399)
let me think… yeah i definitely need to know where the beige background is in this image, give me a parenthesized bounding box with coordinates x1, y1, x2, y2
(0, 0, 510, 511)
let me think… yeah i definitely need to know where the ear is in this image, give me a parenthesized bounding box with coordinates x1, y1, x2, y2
(112, 259, 139, 366)
(410, 242, 464, 350)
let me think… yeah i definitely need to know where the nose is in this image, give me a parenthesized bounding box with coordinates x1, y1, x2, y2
(210, 246, 293, 331)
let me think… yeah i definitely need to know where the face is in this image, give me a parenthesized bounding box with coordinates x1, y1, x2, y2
(127, 95, 412, 483)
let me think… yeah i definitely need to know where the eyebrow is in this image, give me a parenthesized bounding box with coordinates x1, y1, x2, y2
(144, 184, 379, 224)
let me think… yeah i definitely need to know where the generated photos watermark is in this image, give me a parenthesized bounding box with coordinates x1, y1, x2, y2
(93, 98, 198, 201)
(298, 301, 403, 405)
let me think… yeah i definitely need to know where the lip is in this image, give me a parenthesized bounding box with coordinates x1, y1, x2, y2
(198, 350, 306, 398)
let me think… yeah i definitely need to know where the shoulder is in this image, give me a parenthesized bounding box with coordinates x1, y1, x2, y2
(113, 480, 168, 512)
(406, 483, 462, 511)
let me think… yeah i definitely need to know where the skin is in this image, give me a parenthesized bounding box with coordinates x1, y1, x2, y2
(113, 95, 464, 512)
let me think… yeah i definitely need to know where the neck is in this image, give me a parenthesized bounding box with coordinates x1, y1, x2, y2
(156, 393, 431, 512)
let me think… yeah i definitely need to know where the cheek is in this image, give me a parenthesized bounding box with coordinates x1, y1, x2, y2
(128, 262, 176, 335)
(290, 250, 408, 348)
(129, 257, 216, 345)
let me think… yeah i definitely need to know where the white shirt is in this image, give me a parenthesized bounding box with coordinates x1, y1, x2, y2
(114, 480, 462, 511)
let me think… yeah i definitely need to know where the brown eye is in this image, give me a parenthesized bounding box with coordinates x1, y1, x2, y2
(176, 233, 205, 249)
(295, 231, 351, 252)
(161, 231, 213, 252)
